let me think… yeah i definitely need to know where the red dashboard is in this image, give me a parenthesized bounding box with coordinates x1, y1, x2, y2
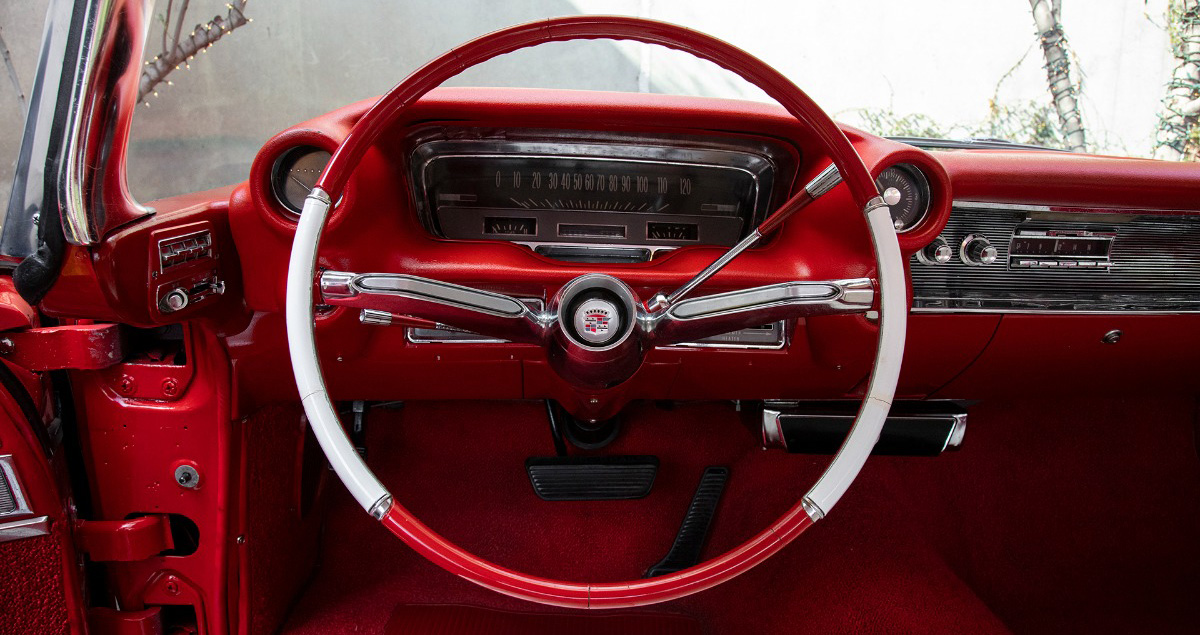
(41, 88, 1200, 417)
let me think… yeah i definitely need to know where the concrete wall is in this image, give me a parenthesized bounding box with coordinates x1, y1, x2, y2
(0, 0, 1181, 208)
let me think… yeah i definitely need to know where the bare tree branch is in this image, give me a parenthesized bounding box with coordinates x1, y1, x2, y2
(162, 0, 172, 54)
(1155, 0, 1200, 160)
(1029, 0, 1087, 152)
(0, 26, 26, 118)
(138, 0, 250, 103)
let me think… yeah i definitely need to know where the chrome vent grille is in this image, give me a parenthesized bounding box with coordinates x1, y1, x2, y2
(912, 204, 1200, 312)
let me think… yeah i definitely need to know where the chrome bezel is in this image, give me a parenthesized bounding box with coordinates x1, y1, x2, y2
(270, 146, 334, 218)
(554, 274, 638, 352)
(406, 127, 792, 252)
(874, 163, 932, 233)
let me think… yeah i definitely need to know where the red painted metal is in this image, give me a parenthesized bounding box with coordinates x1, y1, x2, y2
(68, 324, 234, 633)
(75, 0, 154, 242)
(97, 348, 195, 402)
(0, 277, 37, 331)
(74, 516, 174, 562)
(0, 324, 125, 371)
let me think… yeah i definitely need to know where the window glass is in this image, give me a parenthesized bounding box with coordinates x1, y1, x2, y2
(124, 0, 1183, 203)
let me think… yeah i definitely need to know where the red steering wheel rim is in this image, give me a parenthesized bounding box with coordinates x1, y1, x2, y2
(304, 16, 887, 609)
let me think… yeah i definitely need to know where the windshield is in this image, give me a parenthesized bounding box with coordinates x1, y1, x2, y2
(1, 1, 1191, 209)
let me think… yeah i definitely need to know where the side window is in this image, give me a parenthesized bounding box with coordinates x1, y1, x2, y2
(0, 2, 52, 233)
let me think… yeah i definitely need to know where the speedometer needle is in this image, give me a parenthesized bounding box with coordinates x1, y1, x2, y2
(289, 174, 312, 191)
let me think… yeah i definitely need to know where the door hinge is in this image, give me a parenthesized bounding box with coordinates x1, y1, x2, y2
(0, 323, 126, 371)
(75, 515, 173, 561)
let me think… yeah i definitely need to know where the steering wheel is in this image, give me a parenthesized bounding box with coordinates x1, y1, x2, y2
(286, 16, 906, 608)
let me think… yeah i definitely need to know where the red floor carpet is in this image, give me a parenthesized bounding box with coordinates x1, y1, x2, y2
(282, 396, 1200, 633)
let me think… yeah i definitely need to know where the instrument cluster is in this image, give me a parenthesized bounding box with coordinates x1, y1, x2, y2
(404, 128, 794, 262)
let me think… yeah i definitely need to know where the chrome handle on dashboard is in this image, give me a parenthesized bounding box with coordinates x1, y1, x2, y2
(319, 271, 550, 344)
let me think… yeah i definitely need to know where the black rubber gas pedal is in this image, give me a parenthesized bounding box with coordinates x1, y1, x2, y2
(526, 456, 658, 501)
(645, 466, 729, 578)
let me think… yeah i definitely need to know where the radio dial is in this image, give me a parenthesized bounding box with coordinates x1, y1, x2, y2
(961, 234, 997, 266)
(917, 237, 953, 265)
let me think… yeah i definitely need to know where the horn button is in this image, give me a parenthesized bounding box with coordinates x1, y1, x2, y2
(566, 291, 627, 348)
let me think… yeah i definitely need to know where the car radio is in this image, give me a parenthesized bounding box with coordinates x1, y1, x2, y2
(1007, 226, 1115, 270)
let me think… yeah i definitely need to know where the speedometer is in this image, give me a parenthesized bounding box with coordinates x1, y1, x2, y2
(874, 163, 931, 232)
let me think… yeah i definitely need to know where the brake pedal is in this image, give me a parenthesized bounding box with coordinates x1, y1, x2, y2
(526, 456, 658, 501)
(645, 466, 729, 578)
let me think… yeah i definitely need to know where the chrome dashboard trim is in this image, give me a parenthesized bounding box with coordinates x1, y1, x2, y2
(911, 306, 1200, 315)
(408, 129, 791, 251)
(0, 516, 51, 544)
(407, 320, 789, 349)
(912, 201, 1200, 314)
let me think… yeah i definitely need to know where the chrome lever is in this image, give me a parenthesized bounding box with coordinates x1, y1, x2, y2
(647, 163, 844, 313)
(358, 310, 441, 329)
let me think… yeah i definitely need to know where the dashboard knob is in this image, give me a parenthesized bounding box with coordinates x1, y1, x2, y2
(961, 234, 998, 266)
(917, 237, 953, 265)
(159, 288, 189, 313)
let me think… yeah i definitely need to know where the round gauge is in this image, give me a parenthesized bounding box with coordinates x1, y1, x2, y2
(874, 163, 931, 232)
(271, 146, 332, 217)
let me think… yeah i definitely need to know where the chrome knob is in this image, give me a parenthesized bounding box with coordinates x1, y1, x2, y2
(961, 234, 998, 266)
(917, 237, 953, 265)
(159, 288, 189, 313)
(882, 187, 902, 207)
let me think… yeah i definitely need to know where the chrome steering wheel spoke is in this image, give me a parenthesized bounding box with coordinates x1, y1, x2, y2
(645, 278, 875, 346)
(321, 269, 875, 356)
(319, 270, 549, 344)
